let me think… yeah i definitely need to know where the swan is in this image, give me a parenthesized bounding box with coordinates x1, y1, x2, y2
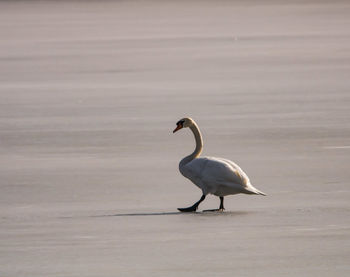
(173, 117, 266, 212)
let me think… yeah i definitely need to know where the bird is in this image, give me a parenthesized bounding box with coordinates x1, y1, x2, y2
(173, 117, 266, 212)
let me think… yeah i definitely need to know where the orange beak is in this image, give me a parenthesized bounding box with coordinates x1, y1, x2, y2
(173, 124, 183, 133)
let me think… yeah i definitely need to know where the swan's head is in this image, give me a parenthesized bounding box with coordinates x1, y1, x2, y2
(173, 117, 194, 133)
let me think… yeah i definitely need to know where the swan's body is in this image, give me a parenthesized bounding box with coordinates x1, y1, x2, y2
(173, 117, 265, 212)
(180, 156, 264, 196)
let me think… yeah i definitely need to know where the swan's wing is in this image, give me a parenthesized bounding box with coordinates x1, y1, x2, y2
(212, 157, 265, 195)
(213, 157, 250, 184)
(182, 157, 250, 194)
(202, 157, 249, 186)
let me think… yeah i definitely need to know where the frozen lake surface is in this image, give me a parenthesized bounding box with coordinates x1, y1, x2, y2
(1, 1, 350, 276)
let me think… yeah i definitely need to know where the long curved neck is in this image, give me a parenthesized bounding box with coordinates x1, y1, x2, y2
(180, 122, 203, 166)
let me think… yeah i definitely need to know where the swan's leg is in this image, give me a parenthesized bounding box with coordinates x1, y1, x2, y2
(219, 196, 225, 211)
(178, 194, 206, 212)
(203, 196, 225, 212)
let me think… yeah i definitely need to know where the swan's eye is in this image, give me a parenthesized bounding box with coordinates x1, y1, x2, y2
(177, 120, 185, 126)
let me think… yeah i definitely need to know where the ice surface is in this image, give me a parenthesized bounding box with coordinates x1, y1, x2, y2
(0, 1, 350, 276)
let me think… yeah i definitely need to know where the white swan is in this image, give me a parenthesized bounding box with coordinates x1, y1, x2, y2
(173, 117, 266, 212)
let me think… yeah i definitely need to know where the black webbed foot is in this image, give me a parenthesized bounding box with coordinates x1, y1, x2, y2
(178, 194, 206, 213)
(177, 206, 198, 212)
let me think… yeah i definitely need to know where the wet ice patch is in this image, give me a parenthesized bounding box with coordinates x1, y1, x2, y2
(324, 146, 350, 149)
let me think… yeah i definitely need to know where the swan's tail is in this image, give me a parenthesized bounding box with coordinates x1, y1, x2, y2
(245, 185, 267, 196)
(254, 189, 266, 196)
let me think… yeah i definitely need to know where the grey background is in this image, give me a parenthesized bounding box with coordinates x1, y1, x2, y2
(1, 1, 349, 276)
